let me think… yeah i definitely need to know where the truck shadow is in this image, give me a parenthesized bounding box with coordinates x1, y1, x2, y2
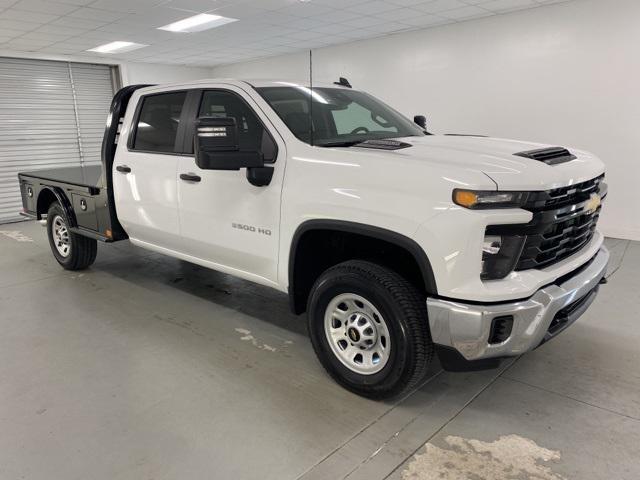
(95, 244, 307, 337)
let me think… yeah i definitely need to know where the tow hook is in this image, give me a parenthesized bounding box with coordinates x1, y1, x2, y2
(599, 276, 608, 285)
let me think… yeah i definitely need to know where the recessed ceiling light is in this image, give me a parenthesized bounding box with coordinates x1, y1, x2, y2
(87, 41, 148, 54)
(158, 13, 237, 33)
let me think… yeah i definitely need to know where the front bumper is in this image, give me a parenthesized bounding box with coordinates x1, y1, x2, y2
(427, 246, 609, 363)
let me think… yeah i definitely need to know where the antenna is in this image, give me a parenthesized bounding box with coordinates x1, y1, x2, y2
(308, 49, 314, 146)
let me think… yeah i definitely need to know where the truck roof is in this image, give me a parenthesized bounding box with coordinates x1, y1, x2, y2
(134, 78, 355, 93)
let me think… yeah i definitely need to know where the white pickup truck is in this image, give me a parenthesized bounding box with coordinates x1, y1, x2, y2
(18, 79, 609, 398)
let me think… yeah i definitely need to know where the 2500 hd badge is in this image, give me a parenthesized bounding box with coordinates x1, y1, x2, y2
(232, 223, 272, 236)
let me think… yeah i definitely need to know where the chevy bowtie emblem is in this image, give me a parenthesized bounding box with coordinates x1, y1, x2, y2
(585, 193, 602, 214)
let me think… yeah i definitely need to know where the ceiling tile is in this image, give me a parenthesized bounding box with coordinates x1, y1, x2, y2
(67, 7, 128, 21)
(19, 33, 76, 46)
(0, 8, 61, 23)
(209, 3, 269, 19)
(341, 15, 388, 28)
(375, 7, 425, 21)
(412, 0, 468, 14)
(480, 0, 537, 12)
(311, 0, 370, 7)
(346, 0, 404, 14)
(0, 19, 36, 32)
(87, 0, 168, 14)
(49, 0, 96, 5)
(311, 22, 360, 35)
(0, 28, 26, 38)
(161, 0, 219, 13)
(0, 0, 575, 67)
(400, 13, 450, 26)
(440, 5, 492, 19)
(387, 0, 431, 6)
(11, 0, 79, 15)
(50, 15, 110, 30)
(34, 23, 87, 36)
(276, 2, 335, 18)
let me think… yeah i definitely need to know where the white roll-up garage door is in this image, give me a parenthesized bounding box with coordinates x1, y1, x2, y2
(0, 57, 117, 224)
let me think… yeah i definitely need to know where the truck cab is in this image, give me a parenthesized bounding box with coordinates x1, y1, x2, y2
(19, 79, 609, 399)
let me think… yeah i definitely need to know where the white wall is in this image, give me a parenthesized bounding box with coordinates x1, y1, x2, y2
(120, 62, 210, 86)
(212, 0, 640, 241)
(0, 50, 210, 88)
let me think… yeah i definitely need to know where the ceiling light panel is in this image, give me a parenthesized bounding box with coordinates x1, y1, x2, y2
(87, 41, 148, 53)
(157, 14, 237, 33)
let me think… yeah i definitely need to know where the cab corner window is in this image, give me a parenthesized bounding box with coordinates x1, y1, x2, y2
(132, 91, 187, 153)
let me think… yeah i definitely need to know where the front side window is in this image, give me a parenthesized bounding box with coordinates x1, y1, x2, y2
(133, 91, 187, 153)
(256, 86, 425, 147)
(198, 90, 276, 161)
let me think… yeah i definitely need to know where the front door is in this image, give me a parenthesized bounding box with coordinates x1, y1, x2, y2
(177, 86, 285, 286)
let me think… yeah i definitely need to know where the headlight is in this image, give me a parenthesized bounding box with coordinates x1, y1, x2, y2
(453, 190, 529, 209)
(481, 234, 526, 280)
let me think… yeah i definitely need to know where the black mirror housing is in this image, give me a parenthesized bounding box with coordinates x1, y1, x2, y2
(195, 116, 264, 171)
(414, 115, 427, 130)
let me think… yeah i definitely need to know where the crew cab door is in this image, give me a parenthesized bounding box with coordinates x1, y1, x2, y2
(113, 89, 188, 251)
(176, 86, 285, 286)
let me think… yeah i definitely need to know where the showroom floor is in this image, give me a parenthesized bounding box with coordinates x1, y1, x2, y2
(0, 221, 638, 480)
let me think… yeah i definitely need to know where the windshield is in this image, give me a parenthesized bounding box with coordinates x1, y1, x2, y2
(256, 86, 425, 147)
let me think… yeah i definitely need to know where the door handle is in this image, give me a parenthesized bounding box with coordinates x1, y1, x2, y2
(116, 165, 131, 173)
(180, 173, 202, 183)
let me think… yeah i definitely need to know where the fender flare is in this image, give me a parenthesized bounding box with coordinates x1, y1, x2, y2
(38, 186, 77, 227)
(288, 219, 438, 311)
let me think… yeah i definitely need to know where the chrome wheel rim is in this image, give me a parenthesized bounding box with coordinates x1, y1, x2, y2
(324, 293, 391, 375)
(52, 215, 71, 258)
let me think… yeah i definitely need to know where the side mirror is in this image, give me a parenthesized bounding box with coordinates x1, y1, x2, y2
(195, 116, 264, 171)
(413, 115, 427, 130)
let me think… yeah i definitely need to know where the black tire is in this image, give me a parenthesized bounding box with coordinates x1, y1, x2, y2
(46, 202, 97, 270)
(307, 260, 433, 399)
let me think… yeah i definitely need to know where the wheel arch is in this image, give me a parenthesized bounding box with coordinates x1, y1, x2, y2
(288, 220, 437, 314)
(36, 186, 77, 227)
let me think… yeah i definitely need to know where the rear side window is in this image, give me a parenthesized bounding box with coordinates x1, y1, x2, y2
(132, 91, 187, 153)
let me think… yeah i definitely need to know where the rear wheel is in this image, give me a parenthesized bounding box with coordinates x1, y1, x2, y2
(307, 260, 433, 399)
(46, 202, 97, 270)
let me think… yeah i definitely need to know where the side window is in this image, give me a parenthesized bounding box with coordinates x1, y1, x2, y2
(198, 90, 277, 161)
(132, 91, 187, 153)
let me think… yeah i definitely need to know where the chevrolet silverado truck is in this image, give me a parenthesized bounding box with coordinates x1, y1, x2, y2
(18, 79, 609, 399)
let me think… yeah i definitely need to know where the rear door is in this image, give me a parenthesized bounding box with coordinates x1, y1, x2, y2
(113, 90, 187, 251)
(176, 85, 285, 285)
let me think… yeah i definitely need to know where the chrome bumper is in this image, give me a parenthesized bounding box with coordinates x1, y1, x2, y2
(427, 247, 609, 361)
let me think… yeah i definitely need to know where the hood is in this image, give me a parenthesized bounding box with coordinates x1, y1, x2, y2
(347, 135, 605, 191)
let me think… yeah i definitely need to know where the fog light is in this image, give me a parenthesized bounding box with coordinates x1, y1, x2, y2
(481, 234, 526, 280)
(483, 235, 502, 255)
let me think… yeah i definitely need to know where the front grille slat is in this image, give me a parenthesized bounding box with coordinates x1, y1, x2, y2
(513, 175, 604, 270)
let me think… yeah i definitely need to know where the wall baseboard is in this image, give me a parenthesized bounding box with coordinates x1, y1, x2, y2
(601, 227, 640, 242)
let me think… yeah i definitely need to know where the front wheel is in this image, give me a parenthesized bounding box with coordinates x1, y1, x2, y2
(46, 202, 97, 270)
(307, 260, 433, 399)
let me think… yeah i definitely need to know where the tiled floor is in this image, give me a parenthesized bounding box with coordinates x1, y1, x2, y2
(0, 222, 637, 480)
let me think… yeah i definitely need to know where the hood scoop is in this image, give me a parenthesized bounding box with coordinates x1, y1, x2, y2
(514, 147, 577, 166)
